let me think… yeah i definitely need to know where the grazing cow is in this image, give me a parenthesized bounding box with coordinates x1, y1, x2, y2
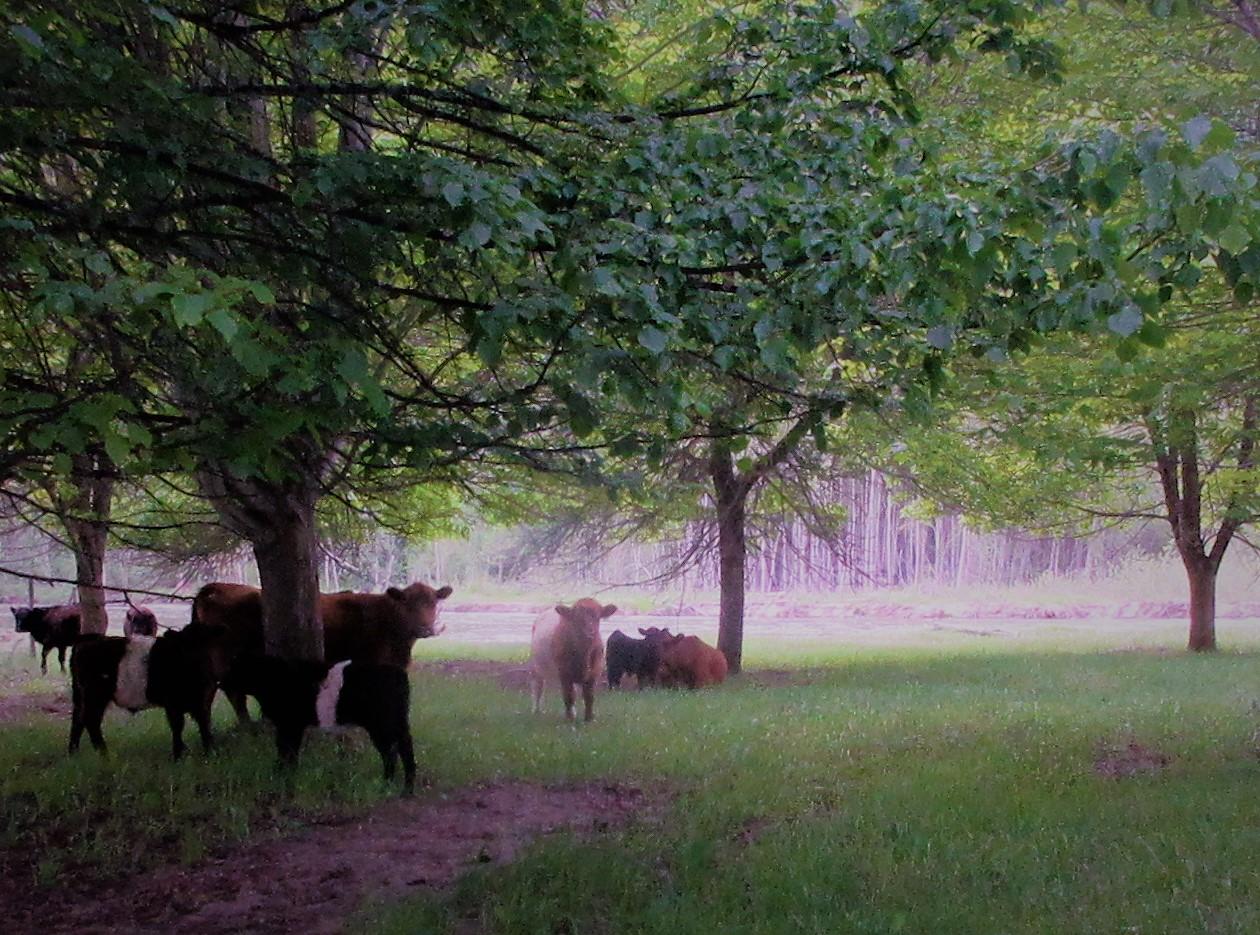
(223, 654, 416, 793)
(11, 604, 81, 673)
(530, 599, 616, 722)
(68, 623, 230, 759)
(124, 605, 159, 638)
(191, 581, 453, 723)
(656, 633, 728, 689)
(605, 627, 673, 689)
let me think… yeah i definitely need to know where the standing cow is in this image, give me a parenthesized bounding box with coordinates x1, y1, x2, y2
(11, 605, 81, 673)
(223, 654, 418, 793)
(68, 623, 231, 759)
(530, 599, 617, 722)
(191, 581, 452, 723)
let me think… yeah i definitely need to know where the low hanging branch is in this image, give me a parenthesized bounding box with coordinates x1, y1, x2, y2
(0, 565, 195, 602)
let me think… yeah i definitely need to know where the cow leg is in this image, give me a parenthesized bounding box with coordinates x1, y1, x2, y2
(68, 679, 85, 753)
(560, 681, 576, 721)
(581, 680, 596, 723)
(224, 687, 254, 727)
(57, 645, 67, 673)
(369, 728, 399, 786)
(607, 664, 620, 690)
(165, 707, 187, 761)
(530, 673, 544, 714)
(40, 645, 50, 675)
(276, 724, 306, 769)
(398, 730, 417, 795)
(193, 701, 215, 754)
(83, 698, 108, 753)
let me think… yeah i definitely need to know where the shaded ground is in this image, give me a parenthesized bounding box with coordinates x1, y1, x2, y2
(1, 780, 659, 935)
(1094, 742, 1172, 778)
(0, 689, 70, 723)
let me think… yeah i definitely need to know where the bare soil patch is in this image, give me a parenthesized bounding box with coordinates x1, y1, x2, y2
(1094, 742, 1171, 778)
(414, 658, 532, 692)
(0, 689, 70, 724)
(1, 780, 659, 935)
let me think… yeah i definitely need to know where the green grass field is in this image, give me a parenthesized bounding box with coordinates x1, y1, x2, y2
(4, 633, 1260, 933)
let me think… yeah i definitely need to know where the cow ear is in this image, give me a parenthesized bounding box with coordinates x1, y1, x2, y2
(387, 587, 405, 601)
(435, 586, 453, 600)
(554, 604, 572, 618)
(600, 604, 618, 619)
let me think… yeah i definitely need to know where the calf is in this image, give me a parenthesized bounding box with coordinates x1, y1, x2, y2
(68, 623, 229, 759)
(605, 627, 673, 689)
(191, 581, 452, 724)
(124, 605, 159, 637)
(11, 604, 81, 673)
(530, 599, 616, 721)
(656, 634, 728, 689)
(223, 654, 416, 793)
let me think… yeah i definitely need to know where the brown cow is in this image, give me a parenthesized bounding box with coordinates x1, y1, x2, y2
(192, 581, 452, 723)
(529, 598, 616, 722)
(656, 633, 727, 689)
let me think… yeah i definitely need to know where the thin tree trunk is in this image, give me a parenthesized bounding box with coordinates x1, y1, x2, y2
(710, 445, 748, 674)
(58, 449, 114, 635)
(70, 525, 109, 634)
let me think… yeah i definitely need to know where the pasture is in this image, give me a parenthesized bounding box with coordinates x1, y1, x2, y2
(4, 616, 1260, 933)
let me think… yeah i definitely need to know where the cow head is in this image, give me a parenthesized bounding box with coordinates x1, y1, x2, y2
(11, 606, 37, 633)
(557, 599, 617, 640)
(638, 626, 675, 643)
(125, 606, 159, 637)
(386, 583, 454, 638)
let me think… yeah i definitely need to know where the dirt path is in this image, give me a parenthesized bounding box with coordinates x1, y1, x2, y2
(2, 781, 657, 935)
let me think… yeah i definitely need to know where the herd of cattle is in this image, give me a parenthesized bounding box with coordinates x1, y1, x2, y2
(8, 581, 727, 793)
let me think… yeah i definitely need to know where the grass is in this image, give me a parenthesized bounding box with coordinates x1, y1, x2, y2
(4, 634, 1260, 932)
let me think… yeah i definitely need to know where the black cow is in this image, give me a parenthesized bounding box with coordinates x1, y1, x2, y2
(224, 655, 417, 793)
(606, 627, 673, 689)
(11, 605, 82, 674)
(68, 623, 230, 759)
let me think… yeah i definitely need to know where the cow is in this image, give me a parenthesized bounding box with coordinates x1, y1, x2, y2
(11, 604, 82, 674)
(605, 627, 673, 689)
(223, 654, 417, 793)
(656, 633, 728, 689)
(68, 623, 231, 759)
(530, 598, 616, 722)
(124, 605, 159, 637)
(190, 581, 453, 724)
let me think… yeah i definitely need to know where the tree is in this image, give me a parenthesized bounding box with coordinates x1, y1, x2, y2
(4, 0, 1253, 667)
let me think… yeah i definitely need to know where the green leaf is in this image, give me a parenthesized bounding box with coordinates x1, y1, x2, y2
(442, 182, 465, 207)
(1106, 306, 1143, 337)
(206, 307, 238, 341)
(248, 281, 276, 304)
(638, 325, 668, 355)
(1219, 225, 1252, 255)
(1182, 115, 1212, 150)
(171, 292, 213, 327)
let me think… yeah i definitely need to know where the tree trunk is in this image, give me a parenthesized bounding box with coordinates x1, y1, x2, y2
(58, 449, 114, 635)
(711, 446, 748, 674)
(252, 504, 323, 661)
(70, 523, 109, 635)
(198, 464, 326, 662)
(1185, 559, 1217, 652)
